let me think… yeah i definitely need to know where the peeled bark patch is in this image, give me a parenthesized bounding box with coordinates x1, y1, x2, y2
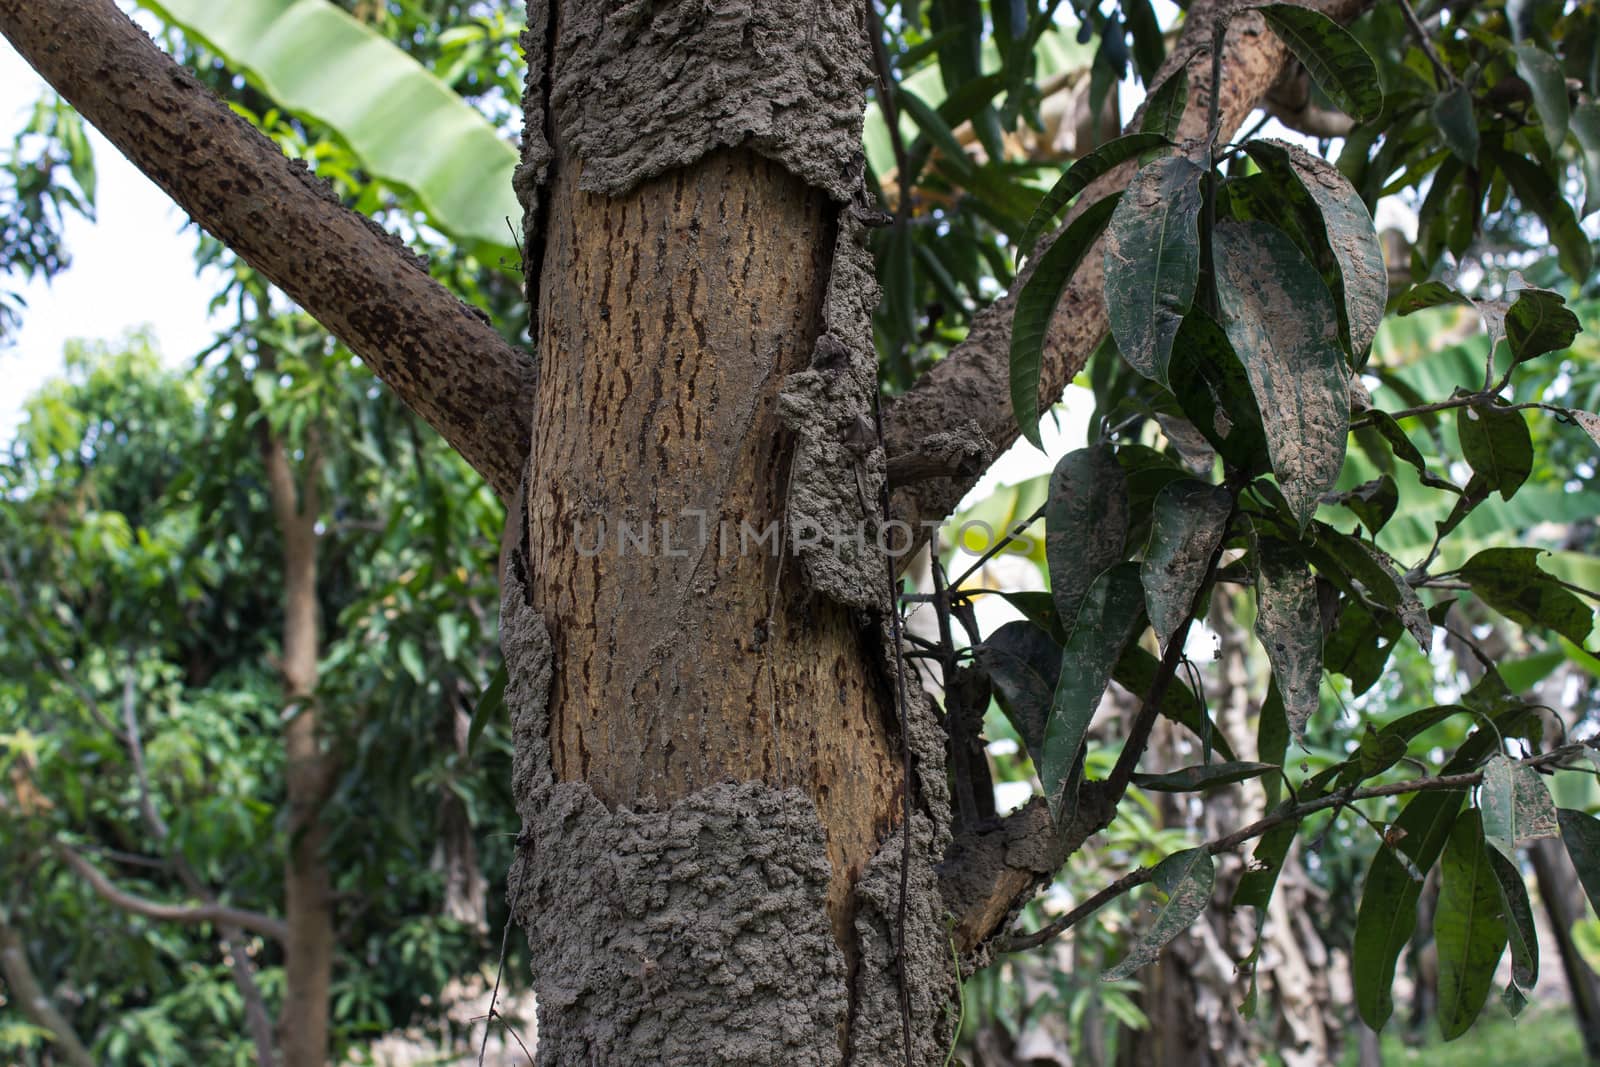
(543, 0, 872, 203)
(501, 573, 851, 1064)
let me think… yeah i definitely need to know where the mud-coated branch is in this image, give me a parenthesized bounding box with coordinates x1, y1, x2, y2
(1001, 742, 1593, 953)
(0, 0, 536, 501)
(882, 0, 1372, 557)
(55, 844, 290, 942)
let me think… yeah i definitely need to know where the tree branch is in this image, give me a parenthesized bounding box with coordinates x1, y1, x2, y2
(1001, 743, 1591, 953)
(54, 844, 290, 943)
(0, 911, 97, 1067)
(0, 0, 536, 501)
(882, 0, 1373, 557)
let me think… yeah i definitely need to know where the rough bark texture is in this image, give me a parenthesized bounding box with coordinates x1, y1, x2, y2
(0, 0, 537, 501)
(881, 0, 1369, 548)
(506, 2, 952, 1060)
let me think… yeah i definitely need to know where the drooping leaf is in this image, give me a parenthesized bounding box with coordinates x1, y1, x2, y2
(1257, 4, 1384, 122)
(1103, 848, 1216, 980)
(1018, 134, 1170, 263)
(1492, 147, 1594, 280)
(1139, 66, 1189, 140)
(1396, 280, 1470, 315)
(1571, 102, 1600, 217)
(1457, 400, 1533, 501)
(1488, 846, 1538, 996)
(1460, 547, 1595, 649)
(1234, 822, 1296, 913)
(1254, 537, 1323, 740)
(1046, 446, 1130, 630)
(1368, 409, 1459, 491)
(1141, 479, 1232, 653)
(1324, 599, 1403, 696)
(975, 620, 1060, 760)
(1480, 754, 1560, 863)
(1012, 195, 1123, 447)
(1213, 220, 1350, 529)
(1558, 807, 1600, 917)
(1104, 155, 1206, 384)
(1041, 563, 1146, 826)
(1513, 43, 1570, 152)
(1311, 525, 1433, 652)
(466, 664, 507, 756)
(1132, 761, 1278, 793)
(1165, 309, 1270, 471)
(1354, 788, 1468, 1030)
(1244, 140, 1388, 363)
(142, 0, 520, 253)
(1435, 811, 1509, 1041)
(1258, 680, 1288, 805)
(1432, 85, 1480, 168)
(1504, 284, 1580, 364)
(1341, 475, 1400, 535)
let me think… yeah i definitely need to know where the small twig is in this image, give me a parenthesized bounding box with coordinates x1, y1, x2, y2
(1397, 0, 1459, 89)
(478, 917, 514, 1066)
(948, 505, 1049, 591)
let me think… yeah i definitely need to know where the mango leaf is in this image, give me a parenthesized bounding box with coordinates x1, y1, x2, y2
(1513, 43, 1570, 152)
(1460, 547, 1594, 649)
(1396, 280, 1470, 315)
(1368, 410, 1459, 492)
(1041, 563, 1146, 826)
(1258, 681, 1288, 805)
(1141, 479, 1232, 653)
(1213, 220, 1350, 529)
(1257, 4, 1383, 122)
(975, 620, 1059, 761)
(1435, 811, 1509, 1041)
(1488, 846, 1538, 1000)
(1165, 310, 1269, 472)
(1103, 848, 1215, 980)
(1311, 525, 1432, 652)
(141, 0, 520, 254)
(1432, 85, 1480, 168)
(1245, 140, 1387, 362)
(1018, 133, 1170, 263)
(1233, 821, 1296, 1014)
(1046, 446, 1130, 630)
(1571, 102, 1600, 217)
(1114, 646, 1238, 762)
(1340, 475, 1399, 535)
(1492, 148, 1594, 280)
(1354, 788, 1468, 1030)
(1104, 155, 1206, 384)
(1012, 195, 1123, 448)
(1458, 399, 1532, 501)
(1504, 284, 1580, 364)
(1324, 599, 1402, 696)
(465, 664, 507, 756)
(1558, 807, 1600, 917)
(1140, 66, 1189, 140)
(1480, 755, 1559, 863)
(1255, 537, 1323, 740)
(992, 591, 1067, 643)
(1132, 761, 1277, 793)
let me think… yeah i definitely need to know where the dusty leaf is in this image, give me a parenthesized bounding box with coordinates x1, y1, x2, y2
(1254, 537, 1323, 740)
(1103, 848, 1216, 980)
(1131, 761, 1277, 793)
(1103, 155, 1205, 384)
(1257, 4, 1383, 122)
(1480, 754, 1559, 861)
(1214, 220, 1350, 529)
(1017, 133, 1169, 263)
(1141, 479, 1232, 653)
(1559, 807, 1600, 918)
(1460, 547, 1594, 649)
(1046, 446, 1130, 630)
(974, 620, 1059, 762)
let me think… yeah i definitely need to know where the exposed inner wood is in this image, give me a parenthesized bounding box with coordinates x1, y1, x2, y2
(528, 147, 903, 947)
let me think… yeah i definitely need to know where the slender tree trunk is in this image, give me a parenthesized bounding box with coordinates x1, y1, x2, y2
(1532, 837, 1600, 1062)
(263, 413, 335, 1067)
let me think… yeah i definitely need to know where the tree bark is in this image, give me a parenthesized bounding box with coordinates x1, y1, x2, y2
(0, 0, 537, 501)
(1531, 837, 1600, 1062)
(0, 910, 98, 1067)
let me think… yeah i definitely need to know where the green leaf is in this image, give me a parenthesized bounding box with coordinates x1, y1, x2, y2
(1513, 43, 1570, 152)
(1257, 4, 1384, 122)
(1480, 754, 1559, 862)
(1492, 147, 1594, 280)
(1324, 599, 1403, 696)
(1504, 284, 1580, 364)
(1435, 811, 1509, 1041)
(1140, 479, 1231, 653)
(1018, 134, 1170, 263)
(1558, 807, 1600, 917)
(1432, 85, 1480, 168)
(1460, 547, 1595, 649)
(1244, 140, 1388, 363)
(1396, 280, 1470, 315)
(1104, 155, 1206, 384)
(1139, 66, 1188, 140)
(1311, 525, 1432, 652)
(1254, 537, 1323, 740)
(897, 85, 973, 178)
(1103, 848, 1216, 980)
(1354, 788, 1468, 1030)
(1570, 103, 1600, 217)
(466, 665, 506, 756)
(1046, 446, 1130, 631)
(1214, 221, 1350, 529)
(974, 620, 1058, 761)
(1488, 846, 1539, 994)
(1258, 680, 1288, 805)
(1342, 475, 1399, 536)
(1012, 195, 1123, 447)
(398, 638, 425, 685)
(1457, 400, 1532, 501)
(1131, 761, 1277, 793)
(1165, 310, 1269, 472)
(1234, 822, 1296, 912)
(1042, 563, 1146, 826)
(141, 0, 520, 253)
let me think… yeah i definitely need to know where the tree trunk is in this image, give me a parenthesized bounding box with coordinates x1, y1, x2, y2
(1532, 837, 1600, 1062)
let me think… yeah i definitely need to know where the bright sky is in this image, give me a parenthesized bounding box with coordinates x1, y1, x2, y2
(0, 7, 226, 446)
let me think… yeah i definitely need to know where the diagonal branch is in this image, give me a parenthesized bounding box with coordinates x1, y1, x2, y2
(54, 844, 290, 943)
(0, 0, 536, 501)
(0, 912, 97, 1067)
(882, 0, 1372, 551)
